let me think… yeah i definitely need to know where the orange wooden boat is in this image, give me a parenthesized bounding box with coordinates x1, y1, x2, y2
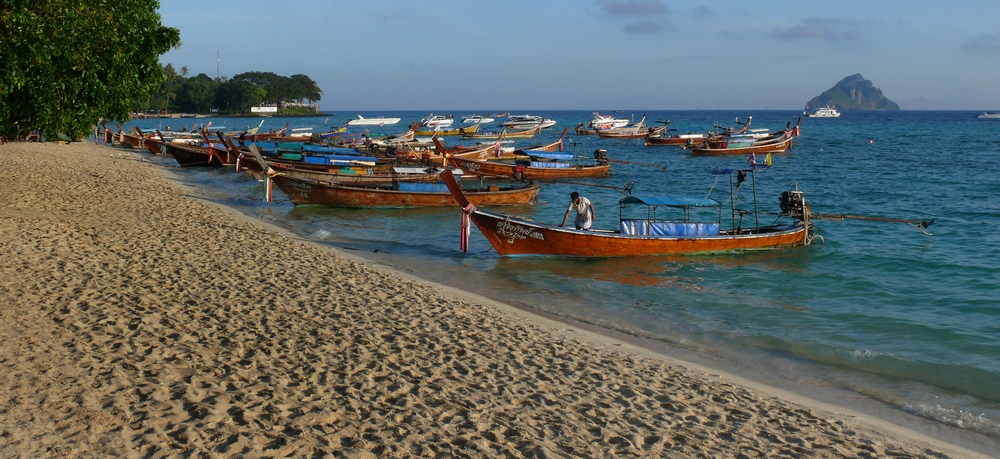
(266, 171, 540, 207)
(116, 125, 143, 149)
(235, 139, 457, 185)
(437, 128, 568, 160)
(689, 132, 795, 156)
(448, 150, 611, 180)
(644, 132, 707, 146)
(690, 118, 801, 156)
(463, 125, 542, 139)
(209, 135, 390, 181)
(440, 168, 817, 257)
(162, 140, 235, 167)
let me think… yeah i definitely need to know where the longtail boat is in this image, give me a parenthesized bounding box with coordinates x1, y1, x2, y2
(266, 170, 540, 207)
(138, 129, 164, 155)
(462, 125, 542, 139)
(644, 132, 707, 146)
(438, 129, 568, 160)
(441, 168, 814, 257)
(115, 124, 143, 149)
(596, 115, 662, 139)
(162, 137, 235, 167)
(690, 131, 796, 156)
(238, 142, 457, 184)
(432, 137, 499, 156)
(449, 149, 611, 180)
(690, 118, 801, 156)
(413, 122, 481, 137)
(216, 135, 383, 178)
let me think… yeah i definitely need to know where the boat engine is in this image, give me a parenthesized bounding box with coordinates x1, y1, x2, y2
(780, 190, 806, 217)
(593, 148, 609, 165)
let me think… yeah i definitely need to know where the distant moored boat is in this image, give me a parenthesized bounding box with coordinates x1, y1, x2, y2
(347, 115, 401, 126)
(806, 106, 841, 118)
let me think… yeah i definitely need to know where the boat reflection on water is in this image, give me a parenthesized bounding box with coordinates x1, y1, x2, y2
(490, 247, 815, 290)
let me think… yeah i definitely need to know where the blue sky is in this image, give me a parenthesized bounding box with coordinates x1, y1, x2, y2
(157, 0, 1000, 111)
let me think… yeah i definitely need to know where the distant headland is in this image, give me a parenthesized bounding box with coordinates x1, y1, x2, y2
(805, 74, 899, 111)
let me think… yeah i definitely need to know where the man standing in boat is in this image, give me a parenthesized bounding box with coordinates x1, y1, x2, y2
(561, 192, 595, 230)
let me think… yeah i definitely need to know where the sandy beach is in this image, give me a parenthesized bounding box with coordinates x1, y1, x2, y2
(0, 141, 989, 458)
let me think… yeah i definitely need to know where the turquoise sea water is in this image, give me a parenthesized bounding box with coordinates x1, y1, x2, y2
(125, 110, 1000, 448)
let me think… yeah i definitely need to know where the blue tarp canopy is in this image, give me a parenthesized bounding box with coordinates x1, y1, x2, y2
(619, 196, 721, 207)
(302, 144, 359, 155)
(525, 151, 573, 161)
(322, 155, 376, 162)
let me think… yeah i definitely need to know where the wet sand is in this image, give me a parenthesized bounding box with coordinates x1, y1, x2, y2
(0, 141, 989, 457)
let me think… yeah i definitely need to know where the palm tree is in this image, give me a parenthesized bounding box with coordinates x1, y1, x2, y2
(180, 66, 189, 77)
(163, 64, 177, 112)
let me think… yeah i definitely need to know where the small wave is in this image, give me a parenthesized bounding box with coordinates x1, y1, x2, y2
(903, 403, 1000, 437)
(848, 349, 884, 361)
(311, 229, 332, 240)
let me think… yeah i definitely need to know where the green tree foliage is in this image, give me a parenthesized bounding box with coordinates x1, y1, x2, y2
(0, 0, 180, 139)
(215, 79, 266, 114)
(288, 74, 322, 102)
(175, 73, 216, 113)
(230, 71, 322, 104)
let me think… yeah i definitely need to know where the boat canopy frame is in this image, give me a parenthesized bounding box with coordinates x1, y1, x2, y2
(618, 196, 722, 225)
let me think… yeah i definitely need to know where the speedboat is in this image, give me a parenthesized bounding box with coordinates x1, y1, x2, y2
(462, 115, 495, 124)
(586, 112, 630, 130)
(976, 112, 1000, 119)
(806, 106, 841, 118)
(418, 114, 454, 128)
(500, 114, 557, 130)
(347, 115, 401, 126)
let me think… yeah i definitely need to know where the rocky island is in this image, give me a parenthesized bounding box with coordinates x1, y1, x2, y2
(805, 74, 899, 111)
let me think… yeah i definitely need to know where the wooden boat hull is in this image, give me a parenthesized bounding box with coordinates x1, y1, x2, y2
(597, 131, 648, 139)
(257, 165, 450, 185)
(465, 211, 809, 256)
(163, 142, 234, 167)
(120, 132, 143, 149)
(268, 173, 540, 207)
(242, 160, 397, 180)
(449, 156, 610, 180)
(464, 126, 542, 139)
(142, 137, 165, 155)
(238, 154, 383, 177)
(414, 124, 480, 137)
(690, 135, 793, 156)
(644, 135, 704, 146)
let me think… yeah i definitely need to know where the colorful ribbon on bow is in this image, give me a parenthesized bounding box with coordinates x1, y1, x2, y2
(264, 166, 282, 203)
(461, 203, 477, 253)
